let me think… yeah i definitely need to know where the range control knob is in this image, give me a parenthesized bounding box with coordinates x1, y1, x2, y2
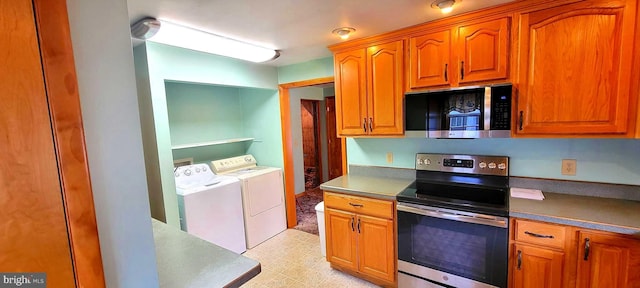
(498, 163, 507, 170)
(488, 162, 497, 169)
(479, 162, 487, 169)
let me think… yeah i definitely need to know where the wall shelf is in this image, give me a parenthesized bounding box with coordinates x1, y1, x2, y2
(171, 138, 254, 150)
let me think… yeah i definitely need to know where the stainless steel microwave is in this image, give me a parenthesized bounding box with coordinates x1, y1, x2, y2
(405, 84, 512, 138)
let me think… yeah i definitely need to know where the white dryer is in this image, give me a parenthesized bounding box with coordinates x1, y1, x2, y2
(211, 155, 286, 249)
(174, 163, 247, 254)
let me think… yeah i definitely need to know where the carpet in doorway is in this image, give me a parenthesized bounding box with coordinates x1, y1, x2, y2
(294, 187, 323, 235)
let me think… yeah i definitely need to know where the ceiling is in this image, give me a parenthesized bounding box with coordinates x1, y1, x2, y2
(127, 0, 515, 67)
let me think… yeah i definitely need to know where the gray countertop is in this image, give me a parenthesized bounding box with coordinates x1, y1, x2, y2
(320, 174, 640, 236)
(152, 219, 261, 288)
(510, 192, 640, 236)
(319, 174, 414, 200)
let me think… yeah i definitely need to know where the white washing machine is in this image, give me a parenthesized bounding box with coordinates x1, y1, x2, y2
(174, 163, 247, 254)
(211, 155, 286, 249)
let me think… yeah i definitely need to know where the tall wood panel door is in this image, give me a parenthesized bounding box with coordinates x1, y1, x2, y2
(457, 17, 510, 85)
(334, 49, 368, 136)
(366, 40, 404, 135)
(409, 30, 451, 88)
(516, 0, 638, 136)
(0, 0, 104, 286)
(325, 97, 343, 180)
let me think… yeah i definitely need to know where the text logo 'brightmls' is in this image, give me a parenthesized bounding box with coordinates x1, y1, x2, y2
(0, 273, 46, 288)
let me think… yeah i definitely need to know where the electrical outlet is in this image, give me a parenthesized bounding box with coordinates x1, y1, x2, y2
(386, 152, 393, 164)
(562, 159, 577, 176)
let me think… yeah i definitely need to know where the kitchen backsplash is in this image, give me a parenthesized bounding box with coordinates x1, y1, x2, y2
(346, 138, 640, 186)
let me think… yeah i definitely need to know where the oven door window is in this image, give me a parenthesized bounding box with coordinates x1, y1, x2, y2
(397, 210, 508, 287)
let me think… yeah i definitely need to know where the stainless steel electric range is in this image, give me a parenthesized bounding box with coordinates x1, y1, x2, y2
(396, 153, 510, 288)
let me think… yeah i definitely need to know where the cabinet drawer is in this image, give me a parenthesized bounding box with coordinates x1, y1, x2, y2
(515, 219, 566, 249)
(324, 191, 394, 219)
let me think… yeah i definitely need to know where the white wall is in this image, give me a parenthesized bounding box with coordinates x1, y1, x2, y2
(66, 0, 159, 287)
(289, 87, 326, 193)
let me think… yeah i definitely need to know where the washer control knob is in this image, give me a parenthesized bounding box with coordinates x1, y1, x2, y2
(426, 159, 431, 165)
(488, 162, 497, 169)
(174, 172, 180, 177)
(498, 163, 507, 170)
(195, 167, 201, 173)
(417, 159, 424, 165)
(479, 162, 487, 169)
(202, 166, 208, 171)
(184, 169, 192, 176)
(244, 156, 252, 162)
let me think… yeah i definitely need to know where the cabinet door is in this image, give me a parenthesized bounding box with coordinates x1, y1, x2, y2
(512, 244, 564, 288)
(517, 0, 637, 135)
(357, 214, 395, 283)
(367, 40, 404, 135)
(334, 49, 368, 136)
(0, 1, 76, 286)
(409, 30, 451, 88)
(577, 231, 640, 288)
(325, 208, 358, 270)
(457, 17, 509, 85)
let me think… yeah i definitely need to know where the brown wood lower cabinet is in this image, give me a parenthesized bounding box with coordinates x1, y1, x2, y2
(324, 191, 396, 287)
(511, 218, 640, 288)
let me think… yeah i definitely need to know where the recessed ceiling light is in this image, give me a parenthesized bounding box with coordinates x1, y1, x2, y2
(332, 27, 356, 40)
(431, 0, 459, 14)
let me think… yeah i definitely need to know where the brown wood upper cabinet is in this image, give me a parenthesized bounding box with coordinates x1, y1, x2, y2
(409, 17, 510, 89)
(516, 0, 639, 136)
(333, 40, 404, 136)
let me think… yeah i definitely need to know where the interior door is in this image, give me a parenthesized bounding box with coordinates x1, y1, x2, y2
(325, 96, 343, 180)
(0, 0, 75, 286)
(301, 99, 322, 188)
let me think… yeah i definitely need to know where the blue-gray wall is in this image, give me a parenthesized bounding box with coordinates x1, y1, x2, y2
(67, 0, 159, 286)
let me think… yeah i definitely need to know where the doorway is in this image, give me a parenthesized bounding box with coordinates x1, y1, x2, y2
(301, 99, 322, 190)
(279, 77, 347, 229)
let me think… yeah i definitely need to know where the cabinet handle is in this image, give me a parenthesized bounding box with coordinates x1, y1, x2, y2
(363, 118, 367, 133)
(517, 250, 522, 270)
(584, 238, 590, 261)
(351, 217, 355, 231)
(519, 111, 524, 130)
(444, 63, 448, 82)
(460, 61, 464, 80)
(357, 218, 361, 233)
(369, 117, 373, 132)
(524, 231, 554, 239)
(349, 202, 364, 207)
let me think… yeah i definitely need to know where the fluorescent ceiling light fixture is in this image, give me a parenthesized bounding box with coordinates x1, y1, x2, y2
(131, 18, 279, 63)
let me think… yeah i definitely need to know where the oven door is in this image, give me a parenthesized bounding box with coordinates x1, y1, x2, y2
(397, 203, 509, 288)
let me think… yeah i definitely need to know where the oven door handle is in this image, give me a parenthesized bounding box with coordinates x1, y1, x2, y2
(397, 203, 508, 228)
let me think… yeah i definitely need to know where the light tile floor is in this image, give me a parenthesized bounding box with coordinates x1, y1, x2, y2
(241, 229, 380, 288)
